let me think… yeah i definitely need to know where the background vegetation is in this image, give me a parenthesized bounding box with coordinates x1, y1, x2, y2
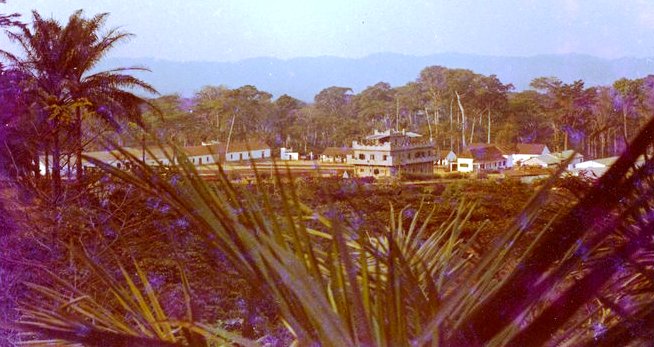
(0, 6, 653, 347)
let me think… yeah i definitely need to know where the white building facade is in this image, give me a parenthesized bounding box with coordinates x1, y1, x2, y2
(350, 129, 435, 177)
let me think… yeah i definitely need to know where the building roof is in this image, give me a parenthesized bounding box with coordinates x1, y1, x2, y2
(592, 156, 619, 166)
(184, 145, 212, 157)
(460, 145, 505, 162)
(523, 154, 560, 166)
(83, 150, 123, 163)
(468, 143, 548, 155)
(575, 156, 619, 169)
(459, 150, 473, 159)
(466, 143, 494, 150)
(438, 150, 457, 160)
(467, 143, 515, 155)
(322, 146, 353, 156)
(82, 146, 175, 163)
(555, 150, 584, 160)
(365, 129, 422, 140)
(515, 143, 548, 155)
(226, 140, 270, 153)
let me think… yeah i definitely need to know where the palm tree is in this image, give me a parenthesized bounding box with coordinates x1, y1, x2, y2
(1, 10, 157, 196)
(59, 10, 158, 180)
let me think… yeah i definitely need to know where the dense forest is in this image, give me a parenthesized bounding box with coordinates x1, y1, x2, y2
(1, 6, 654, 347)
(4, 12, 654, 182)
(130, 69, 654, 162)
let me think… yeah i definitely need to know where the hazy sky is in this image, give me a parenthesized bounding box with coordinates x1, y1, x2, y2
(2, 0, 654, 61)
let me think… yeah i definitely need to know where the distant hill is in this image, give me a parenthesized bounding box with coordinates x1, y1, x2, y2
(101, 53, 654, 101)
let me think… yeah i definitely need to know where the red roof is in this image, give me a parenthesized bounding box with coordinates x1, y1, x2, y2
(322, 146, 353, 156)
(516, 143, 547, 155)
(226, 140, 269, 153)
(467, 143, 548, 155)
(461, 145, 505, 162)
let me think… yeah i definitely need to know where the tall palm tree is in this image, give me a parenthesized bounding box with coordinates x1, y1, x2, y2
(58, 10, 158, 180)
(1, 10, 157, 196)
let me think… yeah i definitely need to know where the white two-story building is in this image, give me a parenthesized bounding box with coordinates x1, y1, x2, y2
(350, 129, 435, 177)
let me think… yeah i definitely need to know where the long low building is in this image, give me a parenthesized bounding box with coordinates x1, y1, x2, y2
(39, 140, 272, 175)
(455, 142, 551, 172)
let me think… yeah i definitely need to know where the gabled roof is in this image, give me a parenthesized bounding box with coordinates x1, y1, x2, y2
(83, 146, 175, 163)
(460, 145, 505, 162)
(322, 146, 353, 156)
(524, 154, 560, 166)
(556, 150, 584, 160)
(438, 150, 457, 160)
(468, 143, 548, 155)
(466, 143, 494, 150)
(516, 143, 548, 155)
(459, 150, 473, 159)
(467, 143, 514, 155)
(184, 145, 213, 157)
(592, 156, 619, 166)
(226, 140, 270, 153)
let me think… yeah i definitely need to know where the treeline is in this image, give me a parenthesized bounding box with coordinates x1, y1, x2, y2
(3, 8, 654, 190)
(137, 68, 654, 159)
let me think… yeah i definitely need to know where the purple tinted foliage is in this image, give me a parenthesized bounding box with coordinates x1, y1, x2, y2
(175, 217, 190, 229)
(324, 208, 344, 222)
(641, 76, 654, 111)
(74, 324, 92, 337)
(350, 215, 364, 231)
(146, 197, 170, 214)
(403, 208, 416, 219)
(259, 335, 282, 347)
(170, 174, 181, 186)
(518, 212, 530, 230)
(274, 133, 283, 146)
(575, 239, 589, 261)
(518, 132, 537, 144)
(102, 226, 116, 239)
(147, 272, 165, 291)
(338, 181, 357, 196)
(592, 322, 606, 339)
(562, 125, 585, 147)
(212, 249, 227, 263)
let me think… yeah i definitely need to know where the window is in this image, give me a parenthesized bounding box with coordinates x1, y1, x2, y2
(199, 158, 203, 165)
(383, 155, 388, 161)
(460, 163, 469, 168)
(359, 168, 364, 172)
(373, 168, 380, 175)
(359, 154, 365, 160)
(408, 153, 412, 159)
(370, 154, 375, 160)
(207, 156, 210, 162)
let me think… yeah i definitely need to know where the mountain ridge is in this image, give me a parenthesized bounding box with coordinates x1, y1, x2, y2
(100, 53, 654, 101)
